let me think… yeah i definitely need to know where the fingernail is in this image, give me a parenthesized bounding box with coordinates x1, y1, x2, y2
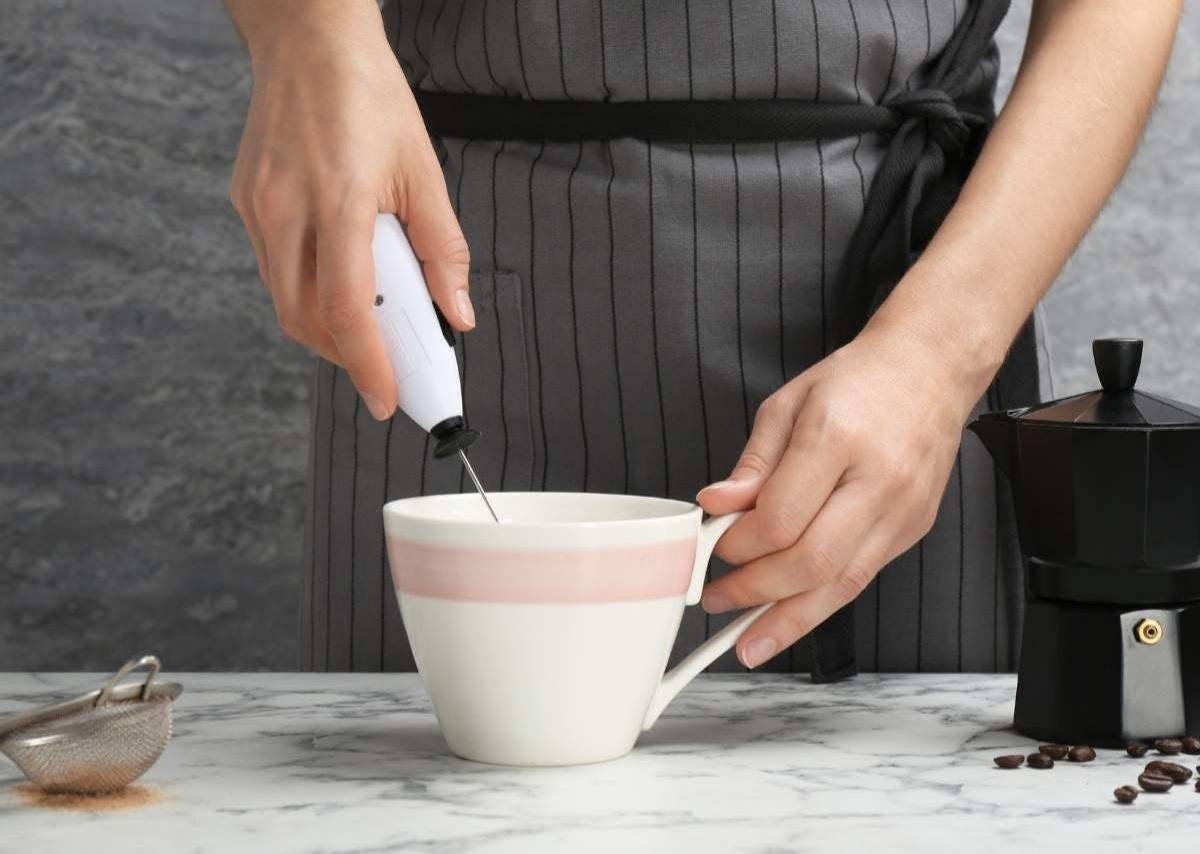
(740, 637, 778, 669)
(701, 592, 735, 615)
(696, 479, 735, 500)
(455, 289, 476, 328)
(362, 393, 390, 421)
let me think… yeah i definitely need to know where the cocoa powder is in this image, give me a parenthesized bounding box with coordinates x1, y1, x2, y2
(9, 782, 163, 812)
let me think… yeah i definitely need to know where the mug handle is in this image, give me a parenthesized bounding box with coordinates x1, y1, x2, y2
(642, 511, 773, 730)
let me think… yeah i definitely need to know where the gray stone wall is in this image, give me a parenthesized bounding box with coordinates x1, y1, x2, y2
(997, 1, 1200, 401)
(2, 1, 1196, 671)
(1, 1, 299, 671)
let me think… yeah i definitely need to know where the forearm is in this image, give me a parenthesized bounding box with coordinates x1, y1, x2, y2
(869, 0, 1180, 408)
(224, 0, 384, 60)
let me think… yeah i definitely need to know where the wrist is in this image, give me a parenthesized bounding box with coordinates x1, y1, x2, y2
(862, 270, 1010, 418)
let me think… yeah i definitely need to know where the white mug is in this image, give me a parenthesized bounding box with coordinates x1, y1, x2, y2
(383, 492, 770, 766)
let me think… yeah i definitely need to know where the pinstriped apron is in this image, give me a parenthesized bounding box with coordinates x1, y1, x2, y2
(301, 0, 1040, 676)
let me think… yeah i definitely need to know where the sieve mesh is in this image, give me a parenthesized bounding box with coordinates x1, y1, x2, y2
(0, 696, 173, 793)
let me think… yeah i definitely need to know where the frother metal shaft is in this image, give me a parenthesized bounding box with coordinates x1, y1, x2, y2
(458, 450, 501, 522)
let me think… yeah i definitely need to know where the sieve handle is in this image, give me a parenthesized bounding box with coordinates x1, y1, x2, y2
(95, 655, 161, 706)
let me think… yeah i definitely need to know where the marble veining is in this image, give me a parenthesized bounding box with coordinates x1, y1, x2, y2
(1, 673, 1197, 852)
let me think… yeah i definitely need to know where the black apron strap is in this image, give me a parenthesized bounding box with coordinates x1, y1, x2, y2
(414, 94, 899, 143)
(811, 0, 1011, 684)
(412, 0, 1012, 683)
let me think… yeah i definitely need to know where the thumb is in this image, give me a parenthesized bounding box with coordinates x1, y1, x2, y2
(397, 158, 474, 331)
(696, 391, 802, 515)
(695, 471, 762, 516)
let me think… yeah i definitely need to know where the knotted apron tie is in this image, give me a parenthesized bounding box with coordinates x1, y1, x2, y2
(889, 89, 972, 152)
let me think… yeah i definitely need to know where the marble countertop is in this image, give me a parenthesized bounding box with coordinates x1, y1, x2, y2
(1, 672, 1198, 852)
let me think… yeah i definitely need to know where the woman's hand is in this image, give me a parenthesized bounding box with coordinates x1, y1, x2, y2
(226, 0, 472, 420)
(696, 319, 982, 669)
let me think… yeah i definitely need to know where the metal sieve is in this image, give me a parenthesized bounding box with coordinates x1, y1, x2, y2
(0, 655, 183, 793)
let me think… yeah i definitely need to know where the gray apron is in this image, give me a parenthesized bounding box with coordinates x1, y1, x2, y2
(301, 0, 1039, 675)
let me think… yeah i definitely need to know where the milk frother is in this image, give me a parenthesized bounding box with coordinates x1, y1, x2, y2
(371, 213, 500, 522)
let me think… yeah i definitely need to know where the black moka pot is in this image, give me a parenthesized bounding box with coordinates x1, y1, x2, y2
(969, 338, 1200, 745)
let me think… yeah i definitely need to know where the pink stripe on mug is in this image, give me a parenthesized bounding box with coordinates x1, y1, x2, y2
(388, 538, 697, 603)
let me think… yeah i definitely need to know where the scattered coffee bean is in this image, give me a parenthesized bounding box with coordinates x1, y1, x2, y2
(1154, 738, 1183, 755)
(1195, 779, 1200, 793)
(1114, 785, 1139, 804)
(1027, 752, 1054, 769)
(993, 754, 1025, 769)
(1146, 760, 1192, 784)
(1138, 772, 1174, 793)
(1039, 744, 1069, 760)
(1126, 742, 1149, 758)
(1182, 736, 1200, 755)
(1067, 745, 1096, 763)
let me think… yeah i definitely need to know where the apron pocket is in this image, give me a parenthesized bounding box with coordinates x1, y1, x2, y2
(457, 270, 535, 491)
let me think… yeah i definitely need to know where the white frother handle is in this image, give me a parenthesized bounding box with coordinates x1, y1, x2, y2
(371, 213, 465, 433)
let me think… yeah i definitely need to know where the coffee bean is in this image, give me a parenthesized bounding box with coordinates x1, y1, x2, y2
(1182, 736, 1200, 755)
(1195, 779, 1200, 793)
(1145, 760, 1192, 784)
(1138, 772, 1174, 793)
(1038, 744, 1069, 760)
(993, 754, 1024, 769)
(1114, 785, 1139, 804)
(1154, 738, 1183, 755)
(1027, 752, 1054, 769)
(1126, 742, 1149, 758)
(1067, 745, 1096, 762)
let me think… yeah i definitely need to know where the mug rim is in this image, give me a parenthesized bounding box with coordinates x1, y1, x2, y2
(384, 493, 703, 602)
(383, 491, 700, 534)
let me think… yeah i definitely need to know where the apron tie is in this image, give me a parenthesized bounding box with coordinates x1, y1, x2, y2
(831, 0, 1012, 347)
(888, 89, 971, 153)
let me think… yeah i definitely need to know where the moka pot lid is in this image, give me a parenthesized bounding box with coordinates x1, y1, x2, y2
(1017, 338, 1200, 428)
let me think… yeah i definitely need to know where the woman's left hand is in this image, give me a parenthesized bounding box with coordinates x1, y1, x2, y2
(696, 320, 981, 669)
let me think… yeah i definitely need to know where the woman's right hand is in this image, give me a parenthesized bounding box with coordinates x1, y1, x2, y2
(226, 0, 472, 420)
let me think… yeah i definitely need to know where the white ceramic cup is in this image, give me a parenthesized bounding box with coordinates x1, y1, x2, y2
(382, 492, 770, 766)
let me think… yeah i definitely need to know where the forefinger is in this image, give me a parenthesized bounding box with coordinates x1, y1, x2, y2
(315, 202, 396, 421)
(704, 479, 881, 612)
(716, 426, 848, 567)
